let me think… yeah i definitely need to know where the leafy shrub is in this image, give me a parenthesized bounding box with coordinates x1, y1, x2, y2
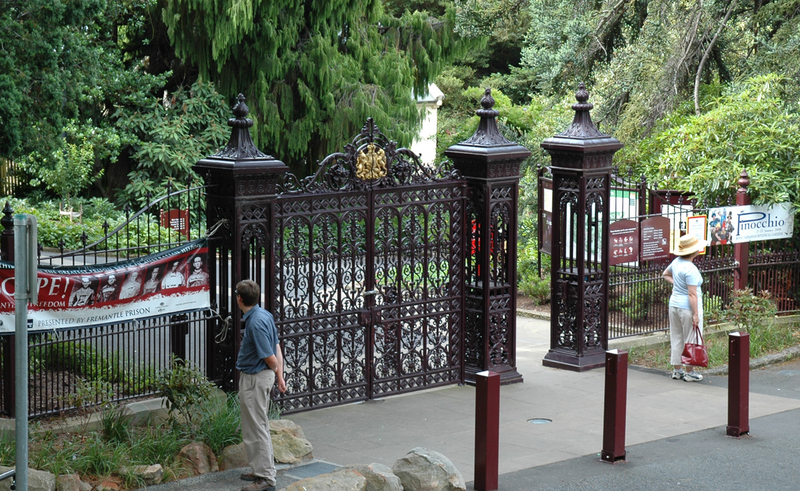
(703, 295, 725, 325)
(155, 355, 216, 427)
(725, 288, 778, 331)
(615, 276, 671, 323)
(193, 393, 243, 456)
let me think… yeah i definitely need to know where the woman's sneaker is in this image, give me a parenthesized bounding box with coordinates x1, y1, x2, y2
(683, 371, 703, 382)
(671, 369, 685, 380)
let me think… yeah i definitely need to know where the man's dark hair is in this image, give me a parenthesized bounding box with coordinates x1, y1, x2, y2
(236, 280, 260, 307)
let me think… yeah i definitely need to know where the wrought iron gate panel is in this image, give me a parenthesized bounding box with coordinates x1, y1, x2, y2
(372, 186, 465, 396)
(275, 192, 370, 411)
(273, 118, 466, 413)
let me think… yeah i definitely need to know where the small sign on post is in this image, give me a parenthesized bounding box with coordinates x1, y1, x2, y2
(160, 209, 190, 239)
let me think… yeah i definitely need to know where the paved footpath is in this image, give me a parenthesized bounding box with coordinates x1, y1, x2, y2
(139, 317, 800, 490)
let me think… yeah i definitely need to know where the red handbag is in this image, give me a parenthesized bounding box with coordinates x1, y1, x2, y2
(681, 325, 708, 367)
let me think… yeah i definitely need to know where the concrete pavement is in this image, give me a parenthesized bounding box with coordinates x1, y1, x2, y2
(138, 315, 800, 490)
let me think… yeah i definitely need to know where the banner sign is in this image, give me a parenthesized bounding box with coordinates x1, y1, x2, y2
(0, 239, 210, 333)
(708, 204, 794, 244)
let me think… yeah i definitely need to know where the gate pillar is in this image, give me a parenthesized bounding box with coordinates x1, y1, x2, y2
(194, 94, 288, 390)
(541, 83, 623, 371)
(445, 89, 530, 384)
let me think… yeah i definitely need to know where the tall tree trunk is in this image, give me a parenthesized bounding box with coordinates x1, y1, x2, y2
(694, 0, 738, 115)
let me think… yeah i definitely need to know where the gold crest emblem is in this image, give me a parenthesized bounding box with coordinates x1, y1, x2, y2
(356, 143, 387, 180)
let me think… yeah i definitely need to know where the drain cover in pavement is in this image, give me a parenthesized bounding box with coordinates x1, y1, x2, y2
(285, 461, 340, 479)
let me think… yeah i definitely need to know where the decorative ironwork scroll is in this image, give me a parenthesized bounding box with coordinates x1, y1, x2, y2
(273, 119, 466, 413)
(280, 118, 461, 194)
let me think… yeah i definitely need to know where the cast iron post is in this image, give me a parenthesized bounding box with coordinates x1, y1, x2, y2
(445, 88, 530, 384)
(541, 83, 623, 371)
(1, 202, 14, 415)
(1, 202, 13, 262)
(194, 94, 288, 390)
(733, 170, 750, 291)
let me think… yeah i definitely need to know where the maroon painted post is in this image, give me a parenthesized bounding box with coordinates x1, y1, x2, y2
(474, 370, 500, 491)
(727, 332, 750, 437)
(601, 349, 627, 463)
(733, 171, 750, 291)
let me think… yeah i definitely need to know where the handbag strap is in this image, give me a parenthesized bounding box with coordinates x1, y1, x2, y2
(690, 324, 704, 344)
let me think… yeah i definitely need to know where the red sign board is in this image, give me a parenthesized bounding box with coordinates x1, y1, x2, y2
(609, 220, 639, 265)
(160, 209, 190, 239)
(641, 216, 670, 261)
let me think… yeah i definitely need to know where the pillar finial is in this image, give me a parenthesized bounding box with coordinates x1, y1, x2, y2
(557, 82, 605, 139)
(213, 93, 271, 159)
(458, 88, 513, 147)
(737, 169, 750, 193)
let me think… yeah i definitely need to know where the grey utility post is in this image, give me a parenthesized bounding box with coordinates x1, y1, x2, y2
(12, 213, 38, 491)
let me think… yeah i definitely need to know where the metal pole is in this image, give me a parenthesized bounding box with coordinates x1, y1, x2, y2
(14, 213, 37, 491)
(601, 349, 627, 463)
(727, 332, 750, 437)
(474, 370, 499, 491)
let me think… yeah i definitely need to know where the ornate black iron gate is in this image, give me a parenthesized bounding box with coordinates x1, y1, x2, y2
(273, 119, 466, 412)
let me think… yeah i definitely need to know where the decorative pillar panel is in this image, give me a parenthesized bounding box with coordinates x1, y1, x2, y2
(445, 89, 530, 384)
(194, 94, 288, 389)
(541, 84, 623, 371)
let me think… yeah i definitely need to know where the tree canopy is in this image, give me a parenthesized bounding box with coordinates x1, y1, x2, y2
(162, 0, 475, 175)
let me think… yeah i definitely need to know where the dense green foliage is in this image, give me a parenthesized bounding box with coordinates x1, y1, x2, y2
(115, 81, 230, 203)
(162, 0, 476, 175)
(438, 0, 800, 208)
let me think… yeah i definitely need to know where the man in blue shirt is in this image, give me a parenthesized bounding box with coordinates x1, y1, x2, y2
(235, 280, 286, 491)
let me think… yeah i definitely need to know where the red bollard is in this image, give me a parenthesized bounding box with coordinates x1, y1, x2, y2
(601, 349, 627, 463)
(727, 332, 750, 437)
(474, 370, 500, 491)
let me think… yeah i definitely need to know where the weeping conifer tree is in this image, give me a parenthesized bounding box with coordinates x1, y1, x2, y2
(163, 0, 475, 175)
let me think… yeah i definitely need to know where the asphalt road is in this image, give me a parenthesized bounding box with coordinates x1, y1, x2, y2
(476, 357, 800, 491)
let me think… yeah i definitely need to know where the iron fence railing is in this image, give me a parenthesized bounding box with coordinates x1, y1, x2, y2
(4, 310, 210, 418)
(0, 184, 216, 418)
(37, 181, 208, 268)
(540, 168, 800, 340)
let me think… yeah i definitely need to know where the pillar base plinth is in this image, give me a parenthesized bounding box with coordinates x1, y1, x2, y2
(542, 349, 606, 372)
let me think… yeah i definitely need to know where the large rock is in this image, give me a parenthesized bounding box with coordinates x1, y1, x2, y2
(218, 442, 249, 471)
(94, 479, 120, 491)
(120, 464, 164, 485)
(392, 448, 466, 491)
(283, 469, 367, 491)
(175, 442, 219, 478)
(56, 474, 81, 491)
(341, 463, 402, 491)
(270, 419, 313, 464)
(0, 466, 55, 491)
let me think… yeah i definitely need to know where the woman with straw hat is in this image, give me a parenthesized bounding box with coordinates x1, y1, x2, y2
(662, 234, 706, 382)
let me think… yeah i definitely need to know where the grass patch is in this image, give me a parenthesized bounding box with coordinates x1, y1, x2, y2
(0, 361, 254, 491)
(628, 289, 800, 371)
(628, 320, 800, 371)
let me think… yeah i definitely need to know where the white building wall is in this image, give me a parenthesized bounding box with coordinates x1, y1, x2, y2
(411, 84, 444, 164)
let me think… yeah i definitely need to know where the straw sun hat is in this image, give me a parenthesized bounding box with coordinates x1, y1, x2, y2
(673, 234, 705, 256)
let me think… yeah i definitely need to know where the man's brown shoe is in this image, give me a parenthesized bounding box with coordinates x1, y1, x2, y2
(241, 478, 276, 491)
(240, 472, 256, 481)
